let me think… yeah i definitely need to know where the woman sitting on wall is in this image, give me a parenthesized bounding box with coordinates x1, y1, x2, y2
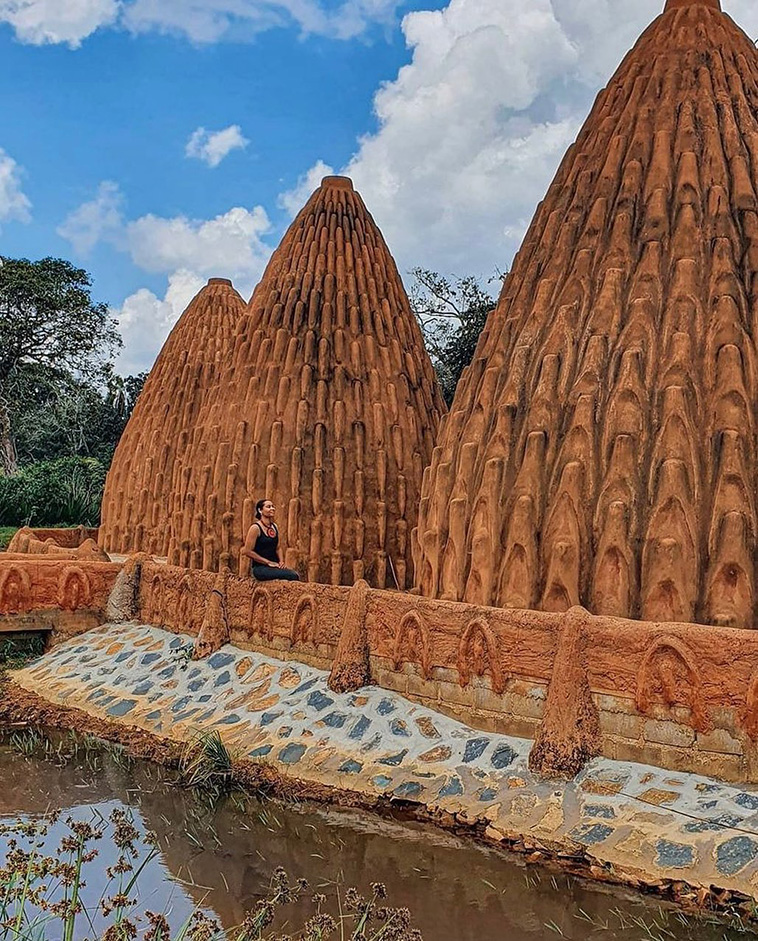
(242, 499, 300, 582)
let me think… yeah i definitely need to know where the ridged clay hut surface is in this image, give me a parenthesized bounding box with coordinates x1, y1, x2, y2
(161, 176, 445, 587)
(415, 0, 758, 628)
(100, 278, 246, 556)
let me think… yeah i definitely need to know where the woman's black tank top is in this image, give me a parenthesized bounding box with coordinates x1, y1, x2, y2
(254, 522, 279, 563)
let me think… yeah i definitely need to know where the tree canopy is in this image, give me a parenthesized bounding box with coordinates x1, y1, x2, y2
(0, 256, 125, 473)
(409, 268, 501, 406)
(0, 256, 121, 384)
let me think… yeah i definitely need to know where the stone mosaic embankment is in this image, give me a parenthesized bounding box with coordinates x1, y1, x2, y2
(9, 621, 758, 915)
(5, 540, 758, 914)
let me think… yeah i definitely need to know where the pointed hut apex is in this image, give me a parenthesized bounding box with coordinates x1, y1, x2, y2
(207, 277, 233, 286)
(664, 0, 721, 11)
(320, 175, 354, 191)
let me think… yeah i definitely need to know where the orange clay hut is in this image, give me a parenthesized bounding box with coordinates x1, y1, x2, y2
(100, 278, 246, 558)
(415, 0, 758, 629)
(104, 176, 445, 589)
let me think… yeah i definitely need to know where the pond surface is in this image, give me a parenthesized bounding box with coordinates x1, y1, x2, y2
(0, 741, 753, 940)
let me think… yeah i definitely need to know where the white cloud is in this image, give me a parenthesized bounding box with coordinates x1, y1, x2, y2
(56, 180, 123, 254)
(60, 184, 274, 372)
(2, 0, 754, 50)
(114, 269, 206, 374)
(285, 0, 758, 278)
(186, 125, 249, 168)
(278, 159, 334, 216)
(125, 205, 271, 282)
(121, 0, 400, 42)
(0, 147, 31, 227)
(0, 0, 118, 47)
(0, 0, 402, 45)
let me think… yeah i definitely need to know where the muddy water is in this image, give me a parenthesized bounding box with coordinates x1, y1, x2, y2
(0, 744, 751, 941)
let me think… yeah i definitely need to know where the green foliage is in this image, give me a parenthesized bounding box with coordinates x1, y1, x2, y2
(0, 526, 16, 550)
(8, 365, 146, 467)
(0, 632, 45, 669)
(409, 268, 500, 406)
(0, 255, 141, 475)
(179, 729, 234, 794)
(0, 457, 106, 526)
(0, 256, 121, 386)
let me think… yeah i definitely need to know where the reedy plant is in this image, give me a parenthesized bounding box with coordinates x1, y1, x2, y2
(0, 812, 424, 941)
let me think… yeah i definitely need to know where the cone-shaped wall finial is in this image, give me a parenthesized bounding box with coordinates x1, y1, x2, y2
(157, 179, 445, 586)
(665, 0, 721, 10)
(415, 0, 758, 629)
(101, 278, 246, 557)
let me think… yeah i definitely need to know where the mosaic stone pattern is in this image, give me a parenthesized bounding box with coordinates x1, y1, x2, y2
(14, 623, 758, 899)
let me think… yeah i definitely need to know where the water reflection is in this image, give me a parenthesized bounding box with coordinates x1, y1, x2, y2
(0, 745, 747, 941)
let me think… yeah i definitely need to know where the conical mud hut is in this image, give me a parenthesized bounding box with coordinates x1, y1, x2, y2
(109, 176, 445, 587)
(415, 0, 758, 629)
(100, 278, 246, 558)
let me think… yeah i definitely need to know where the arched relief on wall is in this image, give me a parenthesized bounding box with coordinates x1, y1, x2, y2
(250, 586, 274, 641)
(742, 667, 758, 741)
(177, 574, 197, 634)
(0, 565, 32, 614)
(458, 617, 507, 695)
(148, 573, 165, 625)
(57, 566, 91, 610)
(636, 634, 711, 733)
(392, 610, 432, 679)
(292, 594, 319, 646)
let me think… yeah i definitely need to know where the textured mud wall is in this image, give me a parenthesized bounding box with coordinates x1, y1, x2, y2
(7, 528, 109, 561)
(137, 560, 758, 781)
(5, 527, 100, 551)
(0, 558, 123, 641)
(414, 0, 758, 629)
(100, 278, 246, 558)
(107, 176, 444, 588)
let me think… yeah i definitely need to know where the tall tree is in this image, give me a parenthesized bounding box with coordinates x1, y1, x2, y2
(0, 256, 121, 473)
(7, 365, 147, 466)
(409, 268, 501, 406)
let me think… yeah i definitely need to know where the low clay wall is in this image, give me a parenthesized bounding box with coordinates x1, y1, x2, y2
(137, 560, 758, 784)
(3, 553, 757, 783)
(23, 527, 100, 549)
(0, 557, 123, 642)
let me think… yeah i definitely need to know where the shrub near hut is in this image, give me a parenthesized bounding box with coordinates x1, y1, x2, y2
(0, 457, 105, 528)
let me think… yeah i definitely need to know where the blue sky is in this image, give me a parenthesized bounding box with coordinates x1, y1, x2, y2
(0, 3, 439, 303)
(1, 0, 756, 374)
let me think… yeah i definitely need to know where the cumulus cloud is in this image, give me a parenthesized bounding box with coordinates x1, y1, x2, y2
(0, 147, 31, 227)
(121, 0, 401, 42)
(186, 125, 249, 168)
(285, 0, 758, 278)
(125, 205, 272, 284)
(0, 0, 118, 47)
(59, 183, 274, 371)
(0, 0, 401, 45)
(278, 159, 334, 216)
(56, 180, 124, 254)
(114, 269, 207, 374)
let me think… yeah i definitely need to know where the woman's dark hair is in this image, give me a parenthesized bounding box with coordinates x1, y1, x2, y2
(255, 499, 268, 520)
